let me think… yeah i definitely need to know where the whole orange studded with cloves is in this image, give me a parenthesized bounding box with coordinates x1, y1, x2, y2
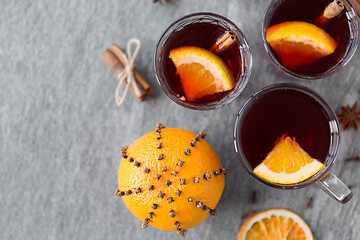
(115, 123, 227, 238)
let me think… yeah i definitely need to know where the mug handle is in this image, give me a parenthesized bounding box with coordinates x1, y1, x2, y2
(316, 172, 352, 204)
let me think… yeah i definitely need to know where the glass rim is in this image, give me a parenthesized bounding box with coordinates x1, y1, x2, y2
(261, 0, 360, 80)
(153, 12, 252, 111)
(233, 83, 340, 190)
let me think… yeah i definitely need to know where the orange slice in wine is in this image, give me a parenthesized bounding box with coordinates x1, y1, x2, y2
(254, 135, 324, 184)
(170, 46, 235, 101)
(266, 21, 338, 70)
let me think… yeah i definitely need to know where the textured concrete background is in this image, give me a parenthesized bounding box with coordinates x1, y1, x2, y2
(1, 0, 360, 239)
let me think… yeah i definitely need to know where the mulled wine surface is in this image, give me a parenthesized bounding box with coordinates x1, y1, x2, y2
(240, 89, 331, 169)
(268, 0, 351, 76)
(161, 22, 242, 103)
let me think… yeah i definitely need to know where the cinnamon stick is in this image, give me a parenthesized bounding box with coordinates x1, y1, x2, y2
(313, 0, 344, 27)
(102, 46, 152, 102)
(210, 31, 237, 54)
(102, 49, 151, 102)
(110, 44, 152, 97)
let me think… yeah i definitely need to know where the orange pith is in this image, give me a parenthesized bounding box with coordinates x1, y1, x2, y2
(170, 46, 235, 101)
(117, 125, 225, 233)
(254, 134, 324, 184)
(238, 209, 313, 240)
(266, 21, 338, 70)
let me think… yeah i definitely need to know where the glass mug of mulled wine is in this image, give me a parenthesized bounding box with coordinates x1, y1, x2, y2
(234, 83, 352, 203)
(262, 0, 359, 79)
(154, 12, 252, 110)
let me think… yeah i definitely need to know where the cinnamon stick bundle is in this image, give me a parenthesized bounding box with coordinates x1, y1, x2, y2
(102, 44, 152, 102)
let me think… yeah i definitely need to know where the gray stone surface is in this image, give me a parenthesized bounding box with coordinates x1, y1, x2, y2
(1, 0, 360, 239)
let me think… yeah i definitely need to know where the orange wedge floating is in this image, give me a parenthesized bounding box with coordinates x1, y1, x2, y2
(170, 46, 235, 101)
(266, 21, 338, 70)
(254, 135, 324, 184)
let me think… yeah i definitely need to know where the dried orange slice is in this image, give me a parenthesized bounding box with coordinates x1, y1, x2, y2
(254, 135, 324, 184)
(266, 21, 338, 70)
(170, 46, 235, 101)
(238, 209, 314, 240)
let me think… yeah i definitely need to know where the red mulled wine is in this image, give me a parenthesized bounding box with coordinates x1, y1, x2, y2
(265, 0, 352, 76)
(161, 22, 242, 103)
(239, 88, 331, 169)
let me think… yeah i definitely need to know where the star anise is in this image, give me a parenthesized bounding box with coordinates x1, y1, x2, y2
(337, 101, 360, 130)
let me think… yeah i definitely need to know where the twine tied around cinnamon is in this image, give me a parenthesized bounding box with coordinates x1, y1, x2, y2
(115, 38, 142, 106)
